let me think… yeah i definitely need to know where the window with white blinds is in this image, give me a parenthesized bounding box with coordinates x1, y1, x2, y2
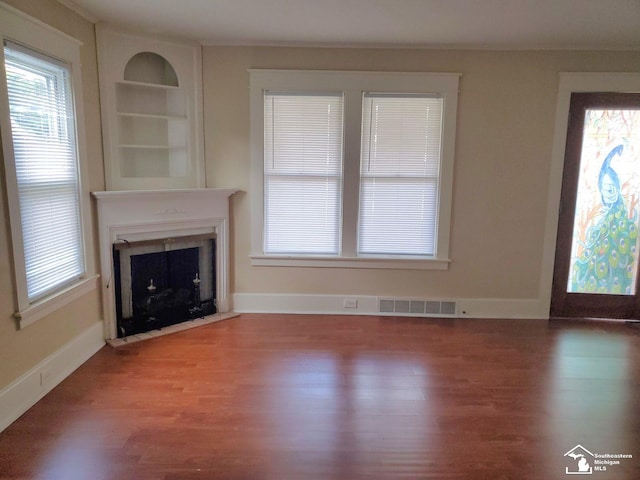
(263, 92, 344, 254)
(250, 70, 459, 269)
(359, 93, 443, 256)
(4, 42, 85, 302)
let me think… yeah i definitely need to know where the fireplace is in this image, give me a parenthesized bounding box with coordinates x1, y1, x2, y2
(113, 234, 216, 337)
(93, 188, 238, 340)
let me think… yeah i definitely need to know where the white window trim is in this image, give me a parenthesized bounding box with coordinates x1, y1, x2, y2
(0, 2, 97, 328)
(249, 69, 459, 270)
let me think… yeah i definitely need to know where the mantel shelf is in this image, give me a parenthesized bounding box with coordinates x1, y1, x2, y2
(92, 188, 240, 203)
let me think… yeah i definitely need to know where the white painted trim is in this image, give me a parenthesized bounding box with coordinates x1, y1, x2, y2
(233, 293, 546, 319)
(248, 70, 462, 91)
(457, 298, 545, 320)
(16, 275, 100, 329)
(539, 73, 640, 315)
(250, 255, 450, 270)
(0, 321, 105, 433)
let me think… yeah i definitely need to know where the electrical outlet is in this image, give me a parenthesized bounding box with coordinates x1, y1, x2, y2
(343, 298, 358, 309)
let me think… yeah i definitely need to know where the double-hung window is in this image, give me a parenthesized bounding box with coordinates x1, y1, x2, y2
(0, 5, 94, 327)
(250, 70, 459, 269)
(4, 43, 84, 301)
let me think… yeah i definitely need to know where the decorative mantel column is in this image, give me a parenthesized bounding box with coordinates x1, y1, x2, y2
(92, 188, 239, 339)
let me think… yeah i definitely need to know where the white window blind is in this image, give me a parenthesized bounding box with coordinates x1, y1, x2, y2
(359, 93, 443, 256)
(4, 41, 85, 301)
(263, 92, 344, 254)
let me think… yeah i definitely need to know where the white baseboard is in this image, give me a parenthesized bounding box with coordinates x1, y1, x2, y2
(0, 321, 105, 433)
(456, 297, 547, 319)
(233, 293, 548, 320)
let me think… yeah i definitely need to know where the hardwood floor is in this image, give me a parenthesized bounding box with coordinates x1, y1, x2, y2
(1, 314, 639, 479)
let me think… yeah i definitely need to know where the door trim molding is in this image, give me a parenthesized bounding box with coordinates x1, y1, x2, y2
(540, 73, 640, 315)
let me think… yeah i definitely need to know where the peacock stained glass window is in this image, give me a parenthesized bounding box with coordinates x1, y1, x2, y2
(568, 109, 640, 295)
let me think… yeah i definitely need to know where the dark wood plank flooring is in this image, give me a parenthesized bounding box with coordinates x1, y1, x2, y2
(1, 314, 639, 479)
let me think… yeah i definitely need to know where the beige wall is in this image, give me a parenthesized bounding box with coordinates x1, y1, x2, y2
(0, 0, 104, 388)
(202, 47, 640, 300)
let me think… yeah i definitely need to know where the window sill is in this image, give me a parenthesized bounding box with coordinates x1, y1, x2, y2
(14, 275, 100, 329)
(250, 255, 450, 270)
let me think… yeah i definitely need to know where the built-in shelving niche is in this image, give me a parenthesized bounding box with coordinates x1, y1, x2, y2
(96, 27, 204, 190)
(117, 53, 188, 179)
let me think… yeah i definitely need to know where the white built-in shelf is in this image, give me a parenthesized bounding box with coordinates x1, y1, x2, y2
(119, 145, 173, 149)
(117, 112, 187, 120)
(97, 27, 204, 190)
(117, 79, 181, 90)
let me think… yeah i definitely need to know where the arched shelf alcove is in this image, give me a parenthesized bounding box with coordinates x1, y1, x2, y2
(96, 26, 204, 190)
(124, 52, 179, 87)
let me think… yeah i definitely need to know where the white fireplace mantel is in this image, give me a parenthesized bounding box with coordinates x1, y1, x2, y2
(92, 188, 239, 339)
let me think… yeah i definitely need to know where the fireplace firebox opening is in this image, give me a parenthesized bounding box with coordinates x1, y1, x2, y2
(113, 234, 216, 338)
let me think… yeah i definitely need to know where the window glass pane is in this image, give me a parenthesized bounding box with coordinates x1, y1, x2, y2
(359, 93, 443, 256)
(568, 109, 640, 295)
(264, 176, 342, 254)
(4, 42, 85, 301)
(264, 92, 343, 254)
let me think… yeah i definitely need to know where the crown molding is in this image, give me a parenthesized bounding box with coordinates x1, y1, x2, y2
(56, 0, 98, 23)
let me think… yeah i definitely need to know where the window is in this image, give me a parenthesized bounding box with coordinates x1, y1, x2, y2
(264, 92, 344, 254)
(4, 42, 84, 301)
(0, 4, 95, 327)
(359, 93, 443, 256)
(250, 70, 459, 269)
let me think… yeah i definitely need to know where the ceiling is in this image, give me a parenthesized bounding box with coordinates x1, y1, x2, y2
(62, 0, 640, 50)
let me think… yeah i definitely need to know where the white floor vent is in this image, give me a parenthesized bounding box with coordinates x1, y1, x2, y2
(379, 298, 457, 316)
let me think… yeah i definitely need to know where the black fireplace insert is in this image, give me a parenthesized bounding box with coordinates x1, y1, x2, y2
(113, 235, 216, 337)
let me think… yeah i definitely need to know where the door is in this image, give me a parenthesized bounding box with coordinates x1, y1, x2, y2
(551, 93, 640, 319)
